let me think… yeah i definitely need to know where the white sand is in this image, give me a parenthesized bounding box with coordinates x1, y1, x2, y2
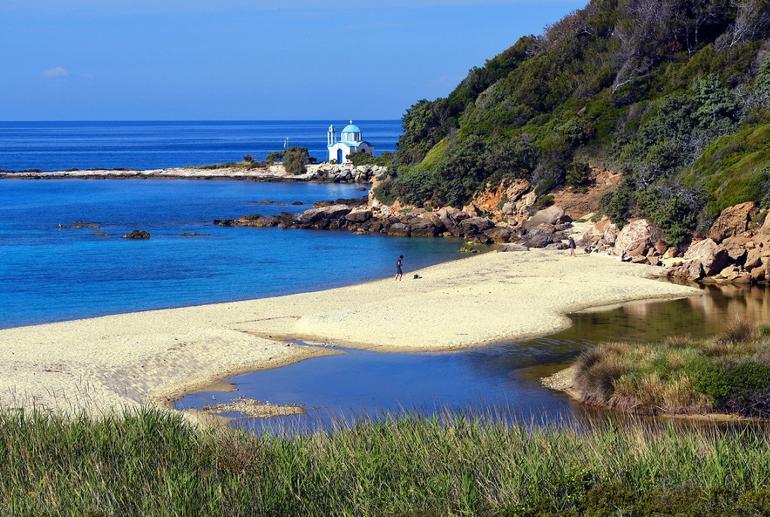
(0, 250, 699, 415)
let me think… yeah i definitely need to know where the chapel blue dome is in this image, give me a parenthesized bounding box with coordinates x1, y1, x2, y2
(342, 123, 361, 134)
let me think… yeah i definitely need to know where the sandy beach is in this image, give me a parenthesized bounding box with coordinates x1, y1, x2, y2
(0, 250, 699, 415)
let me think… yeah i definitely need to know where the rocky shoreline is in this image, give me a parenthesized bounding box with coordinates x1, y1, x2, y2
(0, 163, 386, 184)
(214, 178, 577, 249)
(215, 173, 770, 286)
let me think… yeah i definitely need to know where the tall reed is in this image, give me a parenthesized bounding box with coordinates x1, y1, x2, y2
(1, 408, 770, 514)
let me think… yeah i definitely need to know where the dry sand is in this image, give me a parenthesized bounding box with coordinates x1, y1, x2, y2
(0, 250, 699, 415)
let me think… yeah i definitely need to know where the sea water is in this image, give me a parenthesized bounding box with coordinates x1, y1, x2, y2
(0, 120, 401, 172)
(0, 179, 461, 329)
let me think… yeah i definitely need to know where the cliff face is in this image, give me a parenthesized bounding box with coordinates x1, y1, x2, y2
(379, 0, 770, 246)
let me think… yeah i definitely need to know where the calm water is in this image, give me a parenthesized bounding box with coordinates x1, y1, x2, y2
(176, 285, 770, 433)
(0, 179, 461, 329)
(0, 120, 401, 172)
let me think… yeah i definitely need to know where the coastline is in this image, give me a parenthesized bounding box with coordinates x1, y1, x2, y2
(0, 163, 384, 184)
(0, 250, 699, 416)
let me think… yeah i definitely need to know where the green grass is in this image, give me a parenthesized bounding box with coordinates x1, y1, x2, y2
(4, 409, 770, 514)
(687, 122, 770, 214)
(574, 322, 770, 418)
(418, 137, 449, 170)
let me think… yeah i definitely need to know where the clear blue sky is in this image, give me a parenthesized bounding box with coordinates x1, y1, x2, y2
(0, 0, 585, 120)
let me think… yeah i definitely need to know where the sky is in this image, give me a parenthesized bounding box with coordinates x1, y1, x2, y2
(0, 0, 586, 120)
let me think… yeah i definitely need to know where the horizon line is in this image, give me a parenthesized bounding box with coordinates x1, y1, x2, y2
(0, 119, 403, 123)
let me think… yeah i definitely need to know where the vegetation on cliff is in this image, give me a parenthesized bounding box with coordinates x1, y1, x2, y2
(5, 409, 770, 514)
(380, 0, 770, 245)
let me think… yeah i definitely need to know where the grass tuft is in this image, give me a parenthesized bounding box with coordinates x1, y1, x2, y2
(572, 324, 770, 418)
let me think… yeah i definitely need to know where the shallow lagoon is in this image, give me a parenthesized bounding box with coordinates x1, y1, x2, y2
(176, 285, 770, 433)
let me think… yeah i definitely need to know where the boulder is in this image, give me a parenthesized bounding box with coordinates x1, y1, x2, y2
(653, 240, 669, 256)
(708, 202, 757, 243)
(670, 260, 704, 281)
(408, 219, 438, 238)
(760, 213, 770, 235)
(683, 238, 731, 276)
(498, 243, 529, 252)
(297, 204, 351, 224)
(663, 247, 679, 259)
(345, 209, 373, 223)
(123, 230, 150, 240)
(238, 215, 278, 228)
(386, 223, 410, 237)
(484, 226, 516, 243)
(613, 219, 662, 257)
(522, 232, 553, 249)
(745, 248, 763, 270)
(720, 236, 749, 264)
(459, 217, 495, 235)
(603, 224, 619, 246)
(525, 206, 565, 229)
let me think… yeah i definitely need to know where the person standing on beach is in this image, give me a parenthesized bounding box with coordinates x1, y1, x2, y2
(395, 255, 404, 281)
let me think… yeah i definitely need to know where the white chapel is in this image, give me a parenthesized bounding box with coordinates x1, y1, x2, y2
(327, 121, 374, 164)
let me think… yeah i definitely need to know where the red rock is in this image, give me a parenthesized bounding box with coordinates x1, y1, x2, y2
(708, 202, 757, 243)
(683, 238, 730, 276)
(614, 219, 663, 257)
(746, 248, 763, 270)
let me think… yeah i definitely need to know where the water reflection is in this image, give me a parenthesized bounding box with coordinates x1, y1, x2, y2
(176, 284, 770, 434)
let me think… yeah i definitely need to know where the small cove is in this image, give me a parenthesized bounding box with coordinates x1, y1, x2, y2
(0, 179, 462, 328)
(176, 285, 770, 433)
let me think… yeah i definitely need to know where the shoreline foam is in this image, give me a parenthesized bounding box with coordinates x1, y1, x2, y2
(0, 250, 699, 416)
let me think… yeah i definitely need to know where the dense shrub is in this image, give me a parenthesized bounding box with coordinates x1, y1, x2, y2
(348, 151, 393, 167)
(565, 160, 593, 191)
(283, 147, 310, 175)
(599, 178, 634, 226)
(635, 182, 705, 245)
(690, 361, 770, 416)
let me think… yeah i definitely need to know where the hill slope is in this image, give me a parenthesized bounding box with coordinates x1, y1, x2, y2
(379, 0, 770, 244)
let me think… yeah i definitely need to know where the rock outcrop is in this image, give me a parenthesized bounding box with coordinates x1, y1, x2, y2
(301, 164, 388, 184)
(214, 179, 577, 247)
(665, 203, 770, 285)
(123, 230, 150, 240)
(707, 202, 757, 243)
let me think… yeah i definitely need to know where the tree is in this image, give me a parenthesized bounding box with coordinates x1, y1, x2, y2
(283, 147, 310, 175)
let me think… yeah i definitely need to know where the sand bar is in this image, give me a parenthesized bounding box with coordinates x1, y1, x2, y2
(0, 250, 699, 415)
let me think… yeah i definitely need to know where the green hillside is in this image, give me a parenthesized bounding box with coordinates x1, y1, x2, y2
(379, 0, 770, 244)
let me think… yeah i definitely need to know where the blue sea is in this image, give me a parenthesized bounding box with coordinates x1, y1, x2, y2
(0, 120, 401, 172)
(0, 179, 461, 329)
(0, 121, 463, 329)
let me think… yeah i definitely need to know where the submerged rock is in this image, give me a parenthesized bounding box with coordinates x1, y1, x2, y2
(123, 230, 150, 240)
